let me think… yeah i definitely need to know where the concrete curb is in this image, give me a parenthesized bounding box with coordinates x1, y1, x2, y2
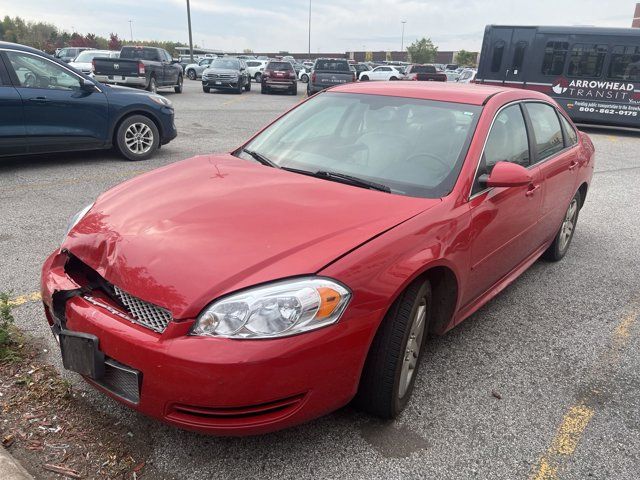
(0, 447, 34, 480)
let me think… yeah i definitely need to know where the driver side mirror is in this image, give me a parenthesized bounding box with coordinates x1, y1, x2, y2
(479, 161, 532, 188)
(80, 78, 98, 93)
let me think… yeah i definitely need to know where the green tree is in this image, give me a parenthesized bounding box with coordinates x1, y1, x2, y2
(406, 37, 438, 64)
(108, 33, 122, 51)
(455, 49, 476, 67)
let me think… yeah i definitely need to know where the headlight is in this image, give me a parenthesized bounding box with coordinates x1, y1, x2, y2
(191, 278, 351, 339)
(149, 94, 172, 108)
(63, 203, 93, 242)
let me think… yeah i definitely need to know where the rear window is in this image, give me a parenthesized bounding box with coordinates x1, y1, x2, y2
(314, 60, 350, 71)
(267, 62, 293, 71)
(120, 48, 160, 61)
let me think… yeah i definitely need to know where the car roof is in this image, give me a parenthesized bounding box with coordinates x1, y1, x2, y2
(0, 41, 46, 54)
(328, 82, 514, 106)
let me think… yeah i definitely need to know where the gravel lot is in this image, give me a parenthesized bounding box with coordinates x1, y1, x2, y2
(1, 79, 639, 479)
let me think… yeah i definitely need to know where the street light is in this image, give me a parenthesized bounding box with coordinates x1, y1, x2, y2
(128, 20, 133, 42)
(401, 20, 406, 53)
(308, 0, 312, 58)
(186, 0, 194, 62)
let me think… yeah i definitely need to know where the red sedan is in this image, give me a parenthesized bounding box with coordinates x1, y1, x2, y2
(41, 82, 594, 436)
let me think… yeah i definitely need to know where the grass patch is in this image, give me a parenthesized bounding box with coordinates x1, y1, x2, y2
(0, 291, 21, 362)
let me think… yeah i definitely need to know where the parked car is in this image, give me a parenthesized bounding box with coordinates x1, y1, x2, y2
(403, 64, 447, 82)
(298, 66, 311, 83)
(353, 63, 371, 78)
(307, 58, 355, 95)
(202, 57, 251, 93)
(0, 41, 176, 160)
(246, 59, 268, 82)
(359, 65, 404, 81)
(261, 60, 297, 95)
(93, 46, 183, 93)
(445, 71, 460, 82)
(457, 68, 477, 84)
(55, 47, 92, 63)
(42, 81, 594, 436)
(68, 50, 119, 76)
(178, 54, 201, 71)
(184, 57, 215, 80)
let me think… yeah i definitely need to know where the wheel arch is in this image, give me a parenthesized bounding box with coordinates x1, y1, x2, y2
(111, 110, 164, 147)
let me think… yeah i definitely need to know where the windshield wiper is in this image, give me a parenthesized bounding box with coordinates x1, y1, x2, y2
(282, 167, 391, 193)
(242, 148, 278, 168)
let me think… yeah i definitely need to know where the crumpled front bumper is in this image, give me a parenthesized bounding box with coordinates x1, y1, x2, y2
(41, 250, 378, 436)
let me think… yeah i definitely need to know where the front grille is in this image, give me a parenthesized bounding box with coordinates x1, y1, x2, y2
(204, 73, 236, 80)
(94, 358, 141, 404)
(112, 285, 172, 333)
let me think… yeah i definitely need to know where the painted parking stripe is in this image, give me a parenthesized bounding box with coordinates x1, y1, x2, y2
(8, 291, 42, 307)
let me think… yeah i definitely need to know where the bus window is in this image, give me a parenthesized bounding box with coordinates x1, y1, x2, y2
(512, 41, 527, 74)
(567, 44, 607, 78)
(491, 41, 505, 73)
(541, 41, 568, 76)
(608, 45, 640, 82)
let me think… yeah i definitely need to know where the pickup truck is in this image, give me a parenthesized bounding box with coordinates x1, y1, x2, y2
(307, 58, 356, 95)
(93, 46, 183, 93)
(403, 64, 447, 82)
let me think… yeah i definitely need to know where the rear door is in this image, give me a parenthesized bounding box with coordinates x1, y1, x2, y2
(0, 51, 26, 156)
(3, 50, 109, 154)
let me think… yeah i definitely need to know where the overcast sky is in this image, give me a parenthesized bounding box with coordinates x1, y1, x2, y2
(1, 0, 637, 52)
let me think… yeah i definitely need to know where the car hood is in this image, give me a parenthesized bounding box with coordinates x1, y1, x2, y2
(64, 155, 439, 318)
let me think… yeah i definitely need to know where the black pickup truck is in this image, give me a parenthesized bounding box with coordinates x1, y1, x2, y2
(404, 64, 447, 82)
(307, 58, 356, 95)
(93, 46, 183, 93)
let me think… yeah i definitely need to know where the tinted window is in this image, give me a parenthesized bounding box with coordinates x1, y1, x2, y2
(74, 51, 109, 63)
(242, 92, 481, 198)
(267, 61, 293, 71)
(512, 41, 527, 73)
(559, 115, 578, 146)
(567, 44, 607, 78)
(314, 60, 350, 71)
(482, 104, 530, 176)
(211, 58, 240, 70)
(5, 51, 81, 90)
(120, 48, 161, 61)
(525, 103, 564, 161)
(491, 41, 505, 73)
(608, 45, 640, 82)
(541, 41, 568, 76)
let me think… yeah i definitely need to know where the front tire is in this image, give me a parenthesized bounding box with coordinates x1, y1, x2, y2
(187, 69, 196, 80)
(355, 278, 432, 419)
(115, 115, 160, 161)
(244, 79, 251, 91)
(360, 75, 369, 81)
(174, 75, 183, 93)
(544, 191, 581, 261)
(202, 86, 210, 93)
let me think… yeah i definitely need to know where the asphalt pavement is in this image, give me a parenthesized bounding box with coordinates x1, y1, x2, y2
(1, 79, 639, 479)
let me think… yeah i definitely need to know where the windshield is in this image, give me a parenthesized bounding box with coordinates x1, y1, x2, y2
(211, 58, 240, 70)
(240, 92, 481, 198)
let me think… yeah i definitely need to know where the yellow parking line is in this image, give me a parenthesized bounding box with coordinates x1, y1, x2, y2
(8, 291, 42, 307)
(220, 96, 247, 107)
(530, 304, 638, 479)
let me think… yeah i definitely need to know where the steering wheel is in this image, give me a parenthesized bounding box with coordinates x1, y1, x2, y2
(23, 72, 36, 88)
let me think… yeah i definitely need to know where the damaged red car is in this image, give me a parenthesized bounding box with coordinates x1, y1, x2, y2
(42, 82, 595, 436)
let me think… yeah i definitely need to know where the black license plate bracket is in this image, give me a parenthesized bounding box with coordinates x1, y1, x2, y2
(59, 330, 105, 379)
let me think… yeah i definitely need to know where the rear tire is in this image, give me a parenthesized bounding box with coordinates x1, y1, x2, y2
(146, 76, 158, 93)
(390, 76, 398, 81)
(236, 82, 243, 94)
(290, 83, 298, 95)
(543, 190, 581, 261)
(261, 84, 268, 94)
(202, 86, 210, 93)
(245, 79, 251, 91)
(115, 115, 160, 161)
(174, 75, 183, 93)
(187, 69, 196, 80)
(354, 279, 432, 419)
(301, 73, 309, 83)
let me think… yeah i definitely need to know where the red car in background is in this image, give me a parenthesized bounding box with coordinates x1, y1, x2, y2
(261, 60, 298, 95)
(42, 82, 594, 436)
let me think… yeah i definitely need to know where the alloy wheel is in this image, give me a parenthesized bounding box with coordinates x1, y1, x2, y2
(124, 123, 154, 155)
(558, 198, 578, 253)
(398, 297, 427, 399)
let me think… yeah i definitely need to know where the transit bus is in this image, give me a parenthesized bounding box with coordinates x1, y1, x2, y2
(476, 25, 640, 128)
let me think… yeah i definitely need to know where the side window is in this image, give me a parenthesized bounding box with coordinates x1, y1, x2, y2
(512, 41, 527, 74)
(491, 41, 505, 73)
(541, 41, 568, 75)
(5, 51, 81, 90)
(559, 114, 578, 146)
(608, 45, 640, 82)
(483, 104, 530, 172)
(524, 103, 564, 161)
(567, 44, 607, 78)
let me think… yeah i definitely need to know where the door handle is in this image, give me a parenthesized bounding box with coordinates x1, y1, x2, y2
(525, 183, 540, 197)
(28, 96, 49, 103)
(568, 160, 578, 171)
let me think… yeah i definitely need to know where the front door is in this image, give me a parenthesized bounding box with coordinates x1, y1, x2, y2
(0, 54, 26, 156)
(464, 103, 544, 305)
(3, 50, 109, 154)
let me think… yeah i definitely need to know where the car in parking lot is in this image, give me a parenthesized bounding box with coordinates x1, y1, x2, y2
(184, 57, 215, 80)
(68, 49, 120, 76)
(93, 46, 183, 93)
(261, 60, 297, 95)
(246, 59, 268, 82)
(403, 64, 447, 82)
(0, 41, 177, 160)
(457, 68, 477, 84)
(55, 47, 92, 63)
(42, 81, 594, 436)
(307, 58, 355, 95)
(202, 57, 251, 93)
(359, 65, 404, 81)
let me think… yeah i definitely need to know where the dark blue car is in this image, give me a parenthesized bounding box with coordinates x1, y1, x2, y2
(0, 42, 177, 161)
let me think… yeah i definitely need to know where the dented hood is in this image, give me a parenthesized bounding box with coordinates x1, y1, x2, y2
(64, 155, 439, 318)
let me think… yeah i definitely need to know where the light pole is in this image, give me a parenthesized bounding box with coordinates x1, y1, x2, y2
(128, 20, 133, 42)
(401, 20, 406, 54)
(186, 0, 194, 62)
(308, 0, 311, 58)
